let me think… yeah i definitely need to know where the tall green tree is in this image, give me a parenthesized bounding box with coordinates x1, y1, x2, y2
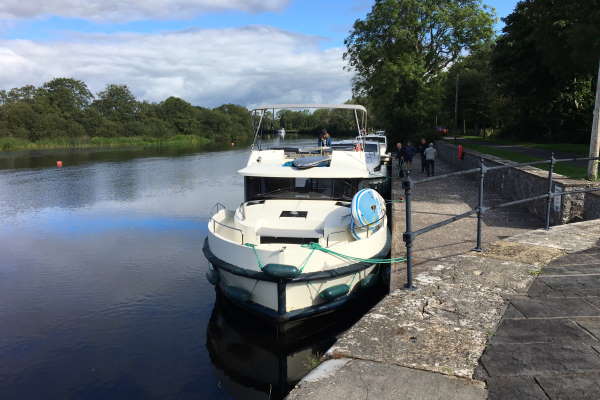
(442, 42, 501, 133)
(93, 84, 139, 122)
(41, 78, 94, 115)
(345, 0, 495, 138)
(493, 0, 600, 142)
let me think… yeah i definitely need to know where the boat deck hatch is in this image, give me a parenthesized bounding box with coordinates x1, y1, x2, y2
(260, 236, 317, 245)
(280, 211, 308, 218)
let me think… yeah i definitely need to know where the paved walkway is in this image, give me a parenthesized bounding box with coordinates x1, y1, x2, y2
(479, 241, 600, 399)
(287, 156, 600, 400)
(390, 156, 541, 289)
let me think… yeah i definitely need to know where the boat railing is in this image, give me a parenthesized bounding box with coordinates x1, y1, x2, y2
(211, 202, 227, 215)
(326, 229, 350, 247)
(210, 207, 245, 245)
(326, 213, 386, 246)
(355, 213, 386, 238)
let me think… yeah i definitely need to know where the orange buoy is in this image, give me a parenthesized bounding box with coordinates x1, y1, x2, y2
(56, 161, 63, 168)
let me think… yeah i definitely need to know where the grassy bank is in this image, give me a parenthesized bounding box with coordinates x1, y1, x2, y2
(0, 135, 217, 152)
(461, 143, 588, 180)
(459, 136, 589, 156)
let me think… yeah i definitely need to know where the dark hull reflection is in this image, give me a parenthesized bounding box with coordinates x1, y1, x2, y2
(206, 284, 386, 400)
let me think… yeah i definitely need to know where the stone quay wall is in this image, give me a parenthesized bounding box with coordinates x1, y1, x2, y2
(585, 191, 600, 220)
(436, 140, 600, 224)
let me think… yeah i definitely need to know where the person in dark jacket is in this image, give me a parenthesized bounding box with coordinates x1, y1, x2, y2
(417, 138, 427, 173)
(395, 142, 405, 177)
(318, 129, 332, 147)
(403, 141, 416, 172)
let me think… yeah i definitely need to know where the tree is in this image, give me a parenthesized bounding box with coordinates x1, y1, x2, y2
(41, 78, 94, 116)
(492, 0, 600, 142)
(442, 42, 500, 133)
(344, 0, 495, 137)
(93, 84, 139, 122)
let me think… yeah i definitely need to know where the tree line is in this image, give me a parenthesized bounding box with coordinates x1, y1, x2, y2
(345, 0, 600, 144)
(0, 78, 255, 148)
(0, 79, 363, 150)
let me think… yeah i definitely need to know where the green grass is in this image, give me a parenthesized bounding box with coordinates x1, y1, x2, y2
(0, 135, 214, 152)
(462, 143, 589, 180)
(459, 136, 589, 156)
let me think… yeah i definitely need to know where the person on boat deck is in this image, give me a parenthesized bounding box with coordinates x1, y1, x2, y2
(318, 129, 332, 147)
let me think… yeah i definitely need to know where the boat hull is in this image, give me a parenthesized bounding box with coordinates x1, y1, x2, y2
(203, 238, 387, 323)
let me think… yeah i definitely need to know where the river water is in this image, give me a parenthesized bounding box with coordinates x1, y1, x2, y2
(0, 141, 383, 400)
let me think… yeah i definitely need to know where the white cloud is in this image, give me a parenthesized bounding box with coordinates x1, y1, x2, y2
(0, 26, 353, 107)
(0, 0, 290, 21)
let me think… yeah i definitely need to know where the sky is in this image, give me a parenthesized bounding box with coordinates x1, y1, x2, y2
(0, 0, 520, 108)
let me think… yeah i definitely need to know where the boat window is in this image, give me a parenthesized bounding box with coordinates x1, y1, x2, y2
(245, 177, 361, 201)
(364, 143, 379, 153)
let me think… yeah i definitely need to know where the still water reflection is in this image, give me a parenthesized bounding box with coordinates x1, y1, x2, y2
(0, 141, 381, 399)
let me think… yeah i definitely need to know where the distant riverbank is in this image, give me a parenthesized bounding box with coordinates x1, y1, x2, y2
(0, 135, 227, 152)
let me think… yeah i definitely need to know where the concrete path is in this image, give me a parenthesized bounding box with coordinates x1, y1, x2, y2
(286, 156, 600, 400)
(479, 238, 600, 399)
(390, 156, 541, 289)
(287, 358, 486, 400)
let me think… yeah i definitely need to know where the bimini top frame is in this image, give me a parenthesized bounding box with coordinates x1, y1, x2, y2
(250, 104, 368, 150)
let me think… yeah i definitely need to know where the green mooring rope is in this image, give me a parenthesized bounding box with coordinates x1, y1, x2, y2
(301, 242, 406, 264)
(244, 243, 264, 270)
(244, 243, 316, 273)
(244, 242, 406, 272)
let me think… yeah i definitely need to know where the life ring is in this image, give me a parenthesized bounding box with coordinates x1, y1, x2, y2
(350, 188, 386, 240)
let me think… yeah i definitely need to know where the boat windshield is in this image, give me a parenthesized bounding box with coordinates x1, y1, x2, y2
(362, 136, 386, 143)
(245, 177, 360, 201)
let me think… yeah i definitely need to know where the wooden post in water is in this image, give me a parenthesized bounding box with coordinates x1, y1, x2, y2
(588, 61, 600, 180)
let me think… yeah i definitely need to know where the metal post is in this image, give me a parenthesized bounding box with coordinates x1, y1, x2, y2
(587, 60, 600, 180)
(402, 177, 416, 290)
(473, 157, 485, 252)
(545, 153, 555, 230)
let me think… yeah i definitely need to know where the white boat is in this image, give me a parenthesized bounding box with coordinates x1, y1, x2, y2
(357, 130, 390, 163)
(204, 104, 391, 322)
(277, 128, 286, 139)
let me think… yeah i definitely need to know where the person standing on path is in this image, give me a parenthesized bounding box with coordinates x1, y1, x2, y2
(403, 141, 416, 173)
(424, 143, 437, 177)
(418, 138, 427, 173)
(395, 142, 405, 177)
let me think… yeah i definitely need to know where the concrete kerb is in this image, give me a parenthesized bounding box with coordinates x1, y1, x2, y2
(286, 219, 600, 399)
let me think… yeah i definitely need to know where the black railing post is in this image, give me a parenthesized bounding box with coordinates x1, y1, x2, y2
(545, 152, 555, 230)
(473, 157, 486, 252)
(402, 177, 416, 290)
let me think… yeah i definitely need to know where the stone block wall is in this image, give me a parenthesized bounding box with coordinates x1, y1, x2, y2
(584, 191, 600, 220)
(436, 141, 598, 225)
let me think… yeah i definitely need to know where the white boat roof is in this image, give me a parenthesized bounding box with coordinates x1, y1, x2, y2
(238, 148, 378, 178)
(253, 104, 367, 112)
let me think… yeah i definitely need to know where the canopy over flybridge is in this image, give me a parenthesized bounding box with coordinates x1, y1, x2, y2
(253, 104, 367, 113)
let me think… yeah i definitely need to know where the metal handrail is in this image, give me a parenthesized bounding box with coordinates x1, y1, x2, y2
(325, 213, 386, 246)
(399, 151, 600, 291)
(326, 229, 349, 247)
(354, 212, 386, 238)
(210, 205, 245, 245)
(212, 202, 227, 214)
(211, 218, 245, 245)
(412, 155, 600, 185)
